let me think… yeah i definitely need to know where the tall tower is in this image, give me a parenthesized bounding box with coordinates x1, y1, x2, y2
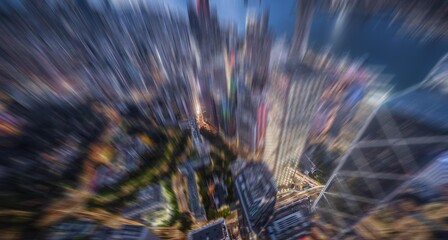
(264, 64, 328, 190)
(197, 0, 210, 20)
(236, 10, 271, 155)
(312, 54, 448, 238)
(233, 161, 277, 239)
(188, 0, 223, 131)
(327, 77, 391, 154)
(244, 9, 271, 90)
(290, 0, 314, 61)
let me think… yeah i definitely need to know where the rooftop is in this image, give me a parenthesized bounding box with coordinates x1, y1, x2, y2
(265, 198, 311, 240)
(188, 218, 229, 240)
(235, 161, 277, 234)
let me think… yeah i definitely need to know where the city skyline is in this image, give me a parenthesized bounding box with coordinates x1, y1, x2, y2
(0, 0, 447, 240)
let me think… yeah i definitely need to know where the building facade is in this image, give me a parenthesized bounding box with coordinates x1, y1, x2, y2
(264, 65, 327, 189)
(233, 160, 277, 239)
(312, 54, 448, 238)
(265, 195, 312, 240)
(290, 0, 314, 61)
(188, 218, 230, 240)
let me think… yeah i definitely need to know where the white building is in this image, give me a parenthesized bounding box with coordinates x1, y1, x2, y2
(264, 65, 327, 189)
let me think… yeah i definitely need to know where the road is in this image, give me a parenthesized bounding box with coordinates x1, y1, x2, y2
(293, 169, 322, 187)
(277, 186, 324, 207)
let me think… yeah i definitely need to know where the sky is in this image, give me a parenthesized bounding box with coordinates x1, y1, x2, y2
(130, 0, 298, 36)
(0, 0, 298, 38)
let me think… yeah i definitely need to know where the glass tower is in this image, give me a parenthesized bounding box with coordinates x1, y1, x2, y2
(312, 54, 448, 238)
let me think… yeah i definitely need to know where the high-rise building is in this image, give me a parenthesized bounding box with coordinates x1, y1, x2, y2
(414, 152, 448, 188)
(188, 218, 230, 240)
(256, 99, 268, 152)
(264, 195, 312, 240)
(196, 0, 210, 20)
(208, 52, 237, 138)
(327, 78, 391, 154)
(290, 0, 314, 61)
(349, 152, 448, 239)
(236, 10, 272, 156)
(188, 0, 223, 131)
(236, 83, 268, 157)
(264, 65, 328, 189)
(237, 87, 259, 154)
(244, 10, 271, 88)
(312, 54, 448, 238)
(219, 38, 238, 138)
(233, 160, 277, 239)
(308, 63, 371, 144)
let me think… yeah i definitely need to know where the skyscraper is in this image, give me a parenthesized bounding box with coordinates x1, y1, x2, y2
(188, 0, 223, 131)
(237, 87, 259, 154)
(349, 152, 448, 239)
(264, 65, 328, 190)
(236, 10, 272, 156)
(290, 0, 314, 61)
(233, 160, 277, 239)
(196, 0, 210, 20)
(312, 54, 448, 238)
(327, 77, 391, 154)
(264, 195, 312, 239)
(188, 218, 230, 240)
(244, 9, 271, 90)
